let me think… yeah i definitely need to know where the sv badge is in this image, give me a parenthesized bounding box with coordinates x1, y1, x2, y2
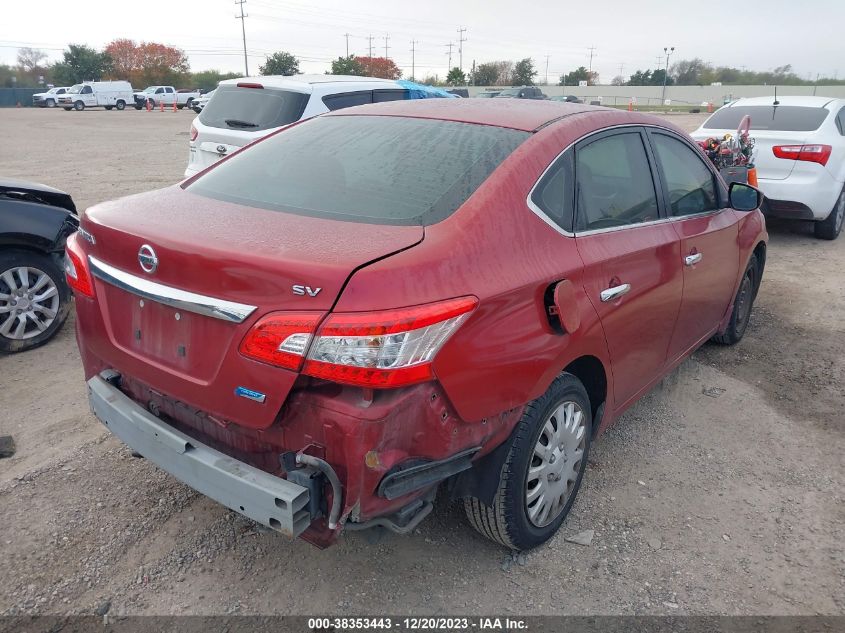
(292, 284, 322, 297)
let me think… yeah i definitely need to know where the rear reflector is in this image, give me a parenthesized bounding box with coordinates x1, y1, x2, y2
(772, 144, 832, 166)
(63, 232, 94, 298)
(238, 297, 478, 388)
(236, 82, 264, 89)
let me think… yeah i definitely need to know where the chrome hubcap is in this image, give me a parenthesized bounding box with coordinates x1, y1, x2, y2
(0, 266, 60, 340)
(526, 400, 586, 527)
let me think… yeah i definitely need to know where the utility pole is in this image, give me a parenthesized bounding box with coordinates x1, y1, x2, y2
(655, 56, 663, 71)
(545, 55, 551, 85)
(457, 27, 467, 73)
(235, 0, 249, 76)
(471, 59, 476, 86)
(587, 45, 597, 76)
(618, 63, 625, 77)
(410, 40, 417, 81)
(367, 34, 374, 58)
(445, 42, 454, 71)
(661, 46, 675, 104)
(343, 33, 350, 57)
(383, 34, 390, 59)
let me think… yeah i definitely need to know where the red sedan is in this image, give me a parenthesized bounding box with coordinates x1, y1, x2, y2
(65, 99, 767, 549)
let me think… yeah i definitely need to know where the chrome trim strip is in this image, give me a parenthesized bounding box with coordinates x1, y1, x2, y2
(88, 256, 257, 324)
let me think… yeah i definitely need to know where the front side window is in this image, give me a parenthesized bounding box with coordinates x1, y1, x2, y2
(650, 133, 719, 216)
(322, 91, 372, 111)
(81, 86, 92, 94)
(373, 89, 408, 103)
(186, 115, 529, 226)
(575, 132, 659, 231)
(836, 107, 845, 136)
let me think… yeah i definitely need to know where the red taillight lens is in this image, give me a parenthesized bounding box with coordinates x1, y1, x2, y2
(303, 297, 478, 388)
(236, 82, 264, 89)
(189, 124, 198, 142)
(238, 297, 478, 387)
(239, 312, 322, 370)
(773, 144, 832, 166)
(63, 232, 94, 298)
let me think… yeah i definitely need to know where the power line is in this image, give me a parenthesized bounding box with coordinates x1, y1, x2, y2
(457, 27, 467, 72)
(235, 0, 249, 76)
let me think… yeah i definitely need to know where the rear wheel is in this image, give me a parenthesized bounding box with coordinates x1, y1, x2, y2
(0, 251, 70, 353)
(814, 187, 844, 240)
(712, 256, 758, 345)
(63, 107, 72, 111)
(73, 101, 84, 111)
(464, 373, 592, 550)
(104, 105, 113, 111)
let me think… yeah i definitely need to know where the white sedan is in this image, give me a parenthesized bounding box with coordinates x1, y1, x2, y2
(692, 96, 845, 239)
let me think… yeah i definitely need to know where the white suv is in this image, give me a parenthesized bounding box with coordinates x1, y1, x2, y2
(692, 96, 845, 239)
(186, 75, 427, 178)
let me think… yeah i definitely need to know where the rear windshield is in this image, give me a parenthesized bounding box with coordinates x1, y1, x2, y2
(186, 115, 529, 226)
(198, 84, 310, 132)
(703, 105, 829, 131)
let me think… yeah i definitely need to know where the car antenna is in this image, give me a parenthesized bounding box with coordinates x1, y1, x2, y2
(773, 86, 779, 106)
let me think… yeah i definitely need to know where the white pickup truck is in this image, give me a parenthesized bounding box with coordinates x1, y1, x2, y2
(133, 86, 201, 110)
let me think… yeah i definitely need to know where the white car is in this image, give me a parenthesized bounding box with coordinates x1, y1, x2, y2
(191, 89, 214, 114)
(185, 75, 454, 177)
(32, 87, 70, 108)
(692, 96, 845, 240)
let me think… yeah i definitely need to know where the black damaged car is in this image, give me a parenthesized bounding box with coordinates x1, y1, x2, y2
(0, 179, 78, 352)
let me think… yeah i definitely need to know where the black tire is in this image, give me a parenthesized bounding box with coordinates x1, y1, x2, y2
(73, 100, 84, 111)
(46, 99, 55, 108)
(0, 250, 71, 354)
(63, 107, 72, 111)
(104, 105, 113, 111)
(134, 104, 143, 110)
(464, 373, 592, 550)
(814, 186, 844, 240)
(148, 99, 155, 109)
(177, 104, 185, 110)
(712, 256, 759, 345)
(185, 97, 194, 108)
(115, 100, 125, 111)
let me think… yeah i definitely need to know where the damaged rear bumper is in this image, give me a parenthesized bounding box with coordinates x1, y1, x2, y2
(87, 373, 312, 537)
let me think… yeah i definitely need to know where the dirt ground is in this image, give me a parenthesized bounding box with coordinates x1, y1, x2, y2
(0, 108, 842, 617)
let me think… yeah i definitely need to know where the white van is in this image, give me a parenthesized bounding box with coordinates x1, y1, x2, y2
(57, 81, 134, 111)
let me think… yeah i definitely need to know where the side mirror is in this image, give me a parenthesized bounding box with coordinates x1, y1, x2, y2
(728, 182, 763, 212)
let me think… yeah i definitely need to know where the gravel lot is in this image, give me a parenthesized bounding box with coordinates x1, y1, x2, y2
(0, 108, 842, 617)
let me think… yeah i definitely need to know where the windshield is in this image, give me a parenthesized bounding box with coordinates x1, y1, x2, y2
(198, 84, 310, 132)
(68, 84, 83, 94)
(496, 89, 520, 97)
(703, 105, 830, 131)
(142, 87, 157, 93)
(186, 115, 529, 226)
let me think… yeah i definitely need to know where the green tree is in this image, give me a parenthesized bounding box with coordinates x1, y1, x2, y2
(627, 69, 652, 86)
(420, 74, 442, 86)
(51, 44, 112, 85)
(191, 69, 240, 92)
(650, 68, 672, 86)
(512, 58, 537, 86)
(670, 58, 707, 85)
(329, 55, 366, 76)
(560, 66, 596, 86)
(472, 62, 499, 86)
(446, 67, 466, 86)
(259, 51, 300, 76)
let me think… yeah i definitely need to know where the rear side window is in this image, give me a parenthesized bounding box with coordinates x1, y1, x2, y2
(186, 115, 529, 226)
(650, 133, 719, 216)
(199, 84, 310, 132)
(530, 153, 574, 232)
(373, 89, 408, 103)
(703, 105, 829, 131)
(575, 132, 659, 231)
(836, 108, 845, 135)
(322, 91, 372, 111)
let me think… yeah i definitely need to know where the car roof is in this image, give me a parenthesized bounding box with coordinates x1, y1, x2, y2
(325, 98, 606, 132)
(726, 95, 845, 109)
(219, 74, 399, 93)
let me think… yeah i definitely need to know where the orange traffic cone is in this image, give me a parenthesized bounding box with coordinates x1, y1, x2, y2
(628, 100, 633, 112)
(146, 98, 151, 112)
(159, 100, 164, 112)
(707, 102, 714, 113)
(172, 101, 177, 112)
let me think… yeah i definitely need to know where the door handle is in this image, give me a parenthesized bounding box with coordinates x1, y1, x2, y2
(600, 283, 631, 303)
(685, 253, 703, 266)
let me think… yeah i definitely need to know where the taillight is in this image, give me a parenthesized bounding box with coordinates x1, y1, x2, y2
(772, 144, 832, 166)
(63, 232, 94, 298)
(238, 297, 478, 388)
(236, 82, 264, 89)
(189, 124, 198, 142)
(303, 297, 477, 388)
(239, 312, 322, 370)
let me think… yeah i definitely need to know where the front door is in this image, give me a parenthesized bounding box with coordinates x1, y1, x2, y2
(573, 128, 683, 408)
(646, 130, 740, 359)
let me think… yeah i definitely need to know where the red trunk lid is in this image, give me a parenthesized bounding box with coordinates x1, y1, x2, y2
(80, 186, 423, 428)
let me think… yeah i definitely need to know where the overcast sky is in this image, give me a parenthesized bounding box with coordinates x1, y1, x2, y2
(3, 0, 843, 82)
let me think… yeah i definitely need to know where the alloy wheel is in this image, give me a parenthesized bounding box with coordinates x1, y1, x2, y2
(0, 266, 60, 340)
(525, 400, 587, 527)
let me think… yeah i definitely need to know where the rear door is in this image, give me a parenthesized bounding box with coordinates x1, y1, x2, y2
(573, 127, 683, 407)
(646, 129, 739, 359)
